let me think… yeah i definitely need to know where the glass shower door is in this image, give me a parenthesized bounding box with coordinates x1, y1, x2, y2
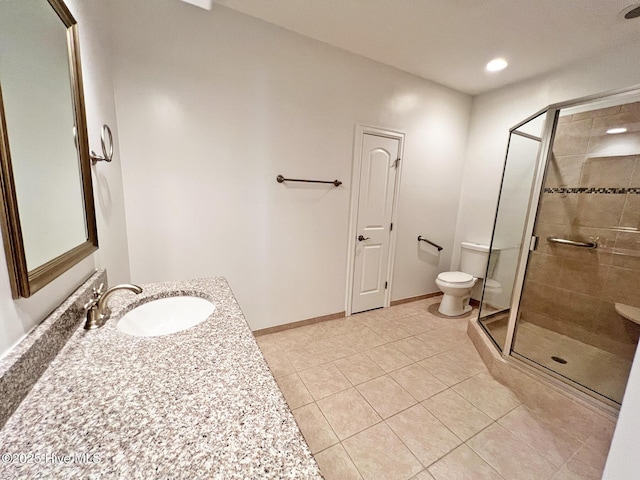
(478, 113, 545, 351)
(512, 101, 640, 404)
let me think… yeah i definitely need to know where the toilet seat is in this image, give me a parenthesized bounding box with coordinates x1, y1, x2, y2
(436, 271, 475, 287)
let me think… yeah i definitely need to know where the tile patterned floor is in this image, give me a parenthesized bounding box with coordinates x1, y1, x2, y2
(255, 297, 615, 480)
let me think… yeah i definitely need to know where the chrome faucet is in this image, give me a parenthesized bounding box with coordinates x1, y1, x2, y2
(84, 283, 143, 330)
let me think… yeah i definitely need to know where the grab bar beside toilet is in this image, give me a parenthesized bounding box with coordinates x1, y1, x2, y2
(547, 237, 598, 249)
(418, 236, 443, 251)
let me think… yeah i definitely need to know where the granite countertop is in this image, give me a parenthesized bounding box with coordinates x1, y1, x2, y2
(0, 277, 321, 479)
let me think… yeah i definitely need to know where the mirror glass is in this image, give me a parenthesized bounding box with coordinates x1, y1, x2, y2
(0, 0, 97, 297)
(1, 1, 87, 270)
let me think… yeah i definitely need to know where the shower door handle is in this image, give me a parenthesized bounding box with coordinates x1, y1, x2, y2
(547, 237, 598, 249)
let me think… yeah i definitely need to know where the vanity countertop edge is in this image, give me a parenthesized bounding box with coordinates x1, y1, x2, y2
(0, 277, 322, 479)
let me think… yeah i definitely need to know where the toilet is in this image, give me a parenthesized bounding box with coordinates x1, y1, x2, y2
(436, 242, 495, 316)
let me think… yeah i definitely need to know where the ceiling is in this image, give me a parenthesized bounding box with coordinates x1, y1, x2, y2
(212, 0, 640, 95)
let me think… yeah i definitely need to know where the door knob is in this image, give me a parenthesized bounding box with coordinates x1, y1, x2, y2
(358, 235, 370, 241)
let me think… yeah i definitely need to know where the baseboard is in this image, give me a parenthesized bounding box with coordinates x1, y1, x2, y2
(253, 311, 346, 336)
(390, 292, 441, 306)
(254, 292, 443, 336)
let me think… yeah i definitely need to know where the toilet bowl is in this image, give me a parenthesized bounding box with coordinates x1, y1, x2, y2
(435, 271, 477, 316)
(436, 242, 497, 317)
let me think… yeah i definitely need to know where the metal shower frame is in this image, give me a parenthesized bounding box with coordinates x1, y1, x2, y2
(478, 84, 640, 407)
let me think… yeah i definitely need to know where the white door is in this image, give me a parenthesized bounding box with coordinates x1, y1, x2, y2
(351, 133, 401, 314)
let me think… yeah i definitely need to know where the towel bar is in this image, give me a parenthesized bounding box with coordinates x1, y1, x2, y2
(418, 235, 443, 251)
(276, 175, 342, 187)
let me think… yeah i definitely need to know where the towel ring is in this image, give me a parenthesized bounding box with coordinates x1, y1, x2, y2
(90, 124, 114, 163)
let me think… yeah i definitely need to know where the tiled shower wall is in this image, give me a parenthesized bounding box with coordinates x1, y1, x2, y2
(519, 102, 640, 361)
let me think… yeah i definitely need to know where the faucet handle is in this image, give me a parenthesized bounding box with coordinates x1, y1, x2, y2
(83, 297, 98, 311)
(83, 284, 104, 311)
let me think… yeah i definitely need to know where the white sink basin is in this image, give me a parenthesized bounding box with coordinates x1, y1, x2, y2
(117, 296, 215, 337)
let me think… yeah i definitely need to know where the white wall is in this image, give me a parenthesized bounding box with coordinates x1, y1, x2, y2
(453, 41, 640, 265)
(111, 0, 471, 331)
(76, 0, 131, 287)
(603, 343, 640, 479)
(0, 0, 131, 358)
(455, 41, 640, 479)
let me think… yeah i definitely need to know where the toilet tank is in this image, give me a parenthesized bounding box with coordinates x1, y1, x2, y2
(459, 242, 491, 278)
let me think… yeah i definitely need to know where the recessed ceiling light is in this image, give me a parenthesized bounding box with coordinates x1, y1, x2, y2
(486, 58, 508, 72)
(606, 127, 628, 134)
(179, 0, 213, 10)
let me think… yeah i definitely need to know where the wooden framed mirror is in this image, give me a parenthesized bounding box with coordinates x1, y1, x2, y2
(0, 0, 98, 298)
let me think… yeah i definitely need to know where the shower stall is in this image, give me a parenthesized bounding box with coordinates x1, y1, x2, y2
(478, 87, 640, 407)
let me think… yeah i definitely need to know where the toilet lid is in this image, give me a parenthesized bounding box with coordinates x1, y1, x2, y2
(438, 271, 474, 283)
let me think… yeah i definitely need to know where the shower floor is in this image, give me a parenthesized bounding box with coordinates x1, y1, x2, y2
(483, 318, 633, 403)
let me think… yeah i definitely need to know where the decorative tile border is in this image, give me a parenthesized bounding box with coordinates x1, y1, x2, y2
(544, 187, 640, 194)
